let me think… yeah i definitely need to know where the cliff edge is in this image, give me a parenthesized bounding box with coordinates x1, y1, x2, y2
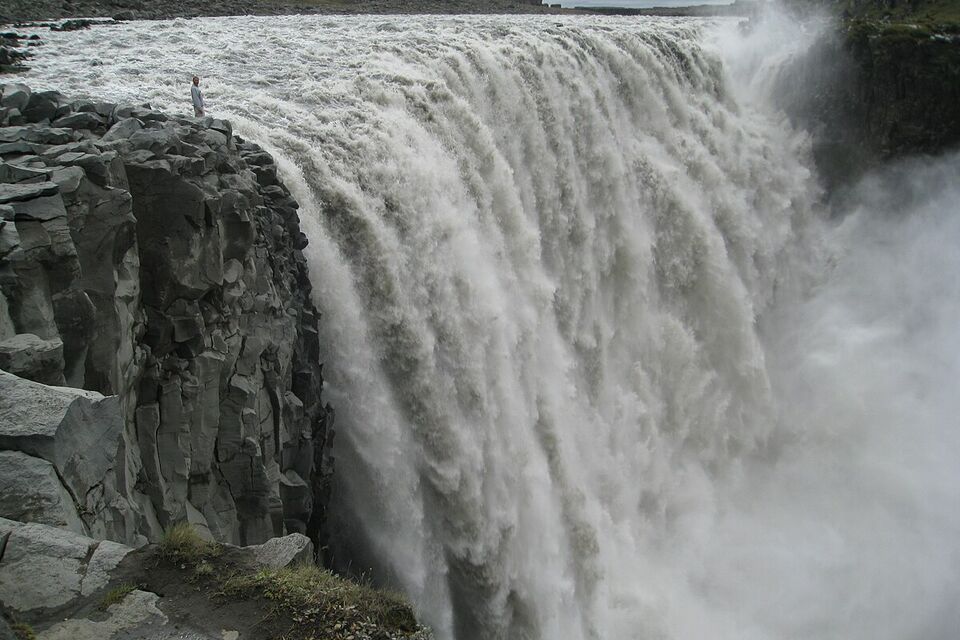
(778, 0, 960, 185)
(0, 83, 334, 551)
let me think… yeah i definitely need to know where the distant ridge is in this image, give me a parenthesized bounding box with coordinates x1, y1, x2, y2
(575, 0, 759, 17)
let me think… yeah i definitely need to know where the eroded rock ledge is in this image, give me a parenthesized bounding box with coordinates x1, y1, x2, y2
(0, 83, 334, 551)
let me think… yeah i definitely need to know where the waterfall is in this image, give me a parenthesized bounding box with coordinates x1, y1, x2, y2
(24, 14, 960, 640)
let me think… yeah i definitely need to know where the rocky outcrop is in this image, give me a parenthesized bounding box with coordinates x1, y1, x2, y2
(0, 517, 133, 613)
(0, 518, 426, 640)
(772, 11, 959, 186)
(0, 83, 333, 550)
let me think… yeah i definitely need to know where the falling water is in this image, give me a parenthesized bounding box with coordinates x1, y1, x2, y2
(23, 13, 960, 640)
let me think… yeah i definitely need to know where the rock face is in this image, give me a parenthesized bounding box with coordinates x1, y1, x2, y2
(0, 83, 333, 549)
(773, 21, 960, 186)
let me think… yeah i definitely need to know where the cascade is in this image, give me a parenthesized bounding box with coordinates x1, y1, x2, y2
(24, 14, 960, 640)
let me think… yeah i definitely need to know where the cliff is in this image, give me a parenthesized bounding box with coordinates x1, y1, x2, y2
(0, 83, 334, 551)
(776, 0, 960, 185)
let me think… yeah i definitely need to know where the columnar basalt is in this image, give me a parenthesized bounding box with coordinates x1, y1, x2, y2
(0, 83, 333, 549)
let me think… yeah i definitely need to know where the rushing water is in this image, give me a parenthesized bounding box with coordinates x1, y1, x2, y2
(23, 14, 960, 640)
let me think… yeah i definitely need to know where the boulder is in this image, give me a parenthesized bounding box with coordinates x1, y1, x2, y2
(0, 333, 65, 385)
(245, 532, 314, 569)
(52, 111, 106, 131)
(100, 116, 142, 142)
(22, 91, 65, 123)
(39, 590, 167, 640)
(0, 84, 29, 112)
(0, 450, 84, 533)
(0, 517, 132, 613)
(0, 371, 125, 531)
(0, 517, 90, 611)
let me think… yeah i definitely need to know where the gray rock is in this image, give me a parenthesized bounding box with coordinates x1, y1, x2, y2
(101, 117, 143, 142)
(2, 108, 25, 127)
(80, 539, 134, 596)
(246, 532, 314, 569)
(22, 127, 75, 145)
(0, 85, 332, 553)
(40, 590, 167, 640)
(23, 91, 66, 123)
(52, 111, 106, 130)
(0, 618, 15, 640)
(0, 160, 50, 183)
(0, 333, 65, 385)
(0, 517, 90, 611)
(0, 141, 36, 156)
(0, 371, 125, 531)
(0, 181, 60, 204)
(0, 517, 135, 616)
(0, 84, 30, 111)
(0, 450, 85, 533)
(0, 126, 30, 143)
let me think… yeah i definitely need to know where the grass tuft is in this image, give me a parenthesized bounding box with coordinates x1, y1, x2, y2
(158, 522, 221, 564)
(98, 583, 138, 610)
(221, 564, 418, 633)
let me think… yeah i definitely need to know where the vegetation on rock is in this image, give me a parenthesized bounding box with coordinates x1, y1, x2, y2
(158, 523, 222, 564)
(149, 523, 424, 640)
(97, 583, 139, 610)
(222, 565, 420, 639)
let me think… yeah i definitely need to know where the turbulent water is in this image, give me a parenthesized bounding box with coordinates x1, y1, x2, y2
(25, 14, 960, 640)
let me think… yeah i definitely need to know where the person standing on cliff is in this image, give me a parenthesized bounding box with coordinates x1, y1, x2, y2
(191, 75, 205, 117)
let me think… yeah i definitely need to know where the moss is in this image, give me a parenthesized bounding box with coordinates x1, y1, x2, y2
(221, 564, 419, 637)
(98, 583, 138, 610)
(10, 623, 36, 640)
(158, 522, 221, 564)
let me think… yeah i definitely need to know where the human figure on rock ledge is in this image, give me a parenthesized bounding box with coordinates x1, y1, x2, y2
(191, 75, 205, 117)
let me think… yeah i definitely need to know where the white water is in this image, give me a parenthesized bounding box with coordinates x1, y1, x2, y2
(23, 14, 960, 640)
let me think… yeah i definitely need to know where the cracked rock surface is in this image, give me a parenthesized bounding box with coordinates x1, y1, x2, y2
(0, 83, 333, 550)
